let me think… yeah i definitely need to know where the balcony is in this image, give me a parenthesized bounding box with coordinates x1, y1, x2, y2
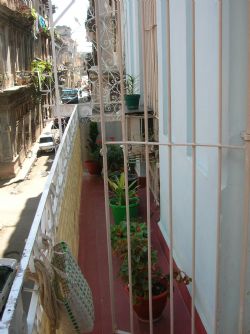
(0, 0, 35, 27)
(0, 0, 29, 12)
(79, 176, 205, 334)
(0, 105, 206, 334)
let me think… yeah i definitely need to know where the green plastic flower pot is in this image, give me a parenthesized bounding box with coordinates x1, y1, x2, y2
(125, 94, 140, 110)
(109, 197, 140, 224)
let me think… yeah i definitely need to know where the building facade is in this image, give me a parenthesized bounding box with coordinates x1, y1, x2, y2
(0, 0, 52, 179)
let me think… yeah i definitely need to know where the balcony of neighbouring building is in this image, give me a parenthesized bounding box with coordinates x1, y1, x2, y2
(0, 0, 28, 11)
(0, 0, 36, 27)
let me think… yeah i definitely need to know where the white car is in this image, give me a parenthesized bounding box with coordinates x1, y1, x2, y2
(38, 132, 56, 153)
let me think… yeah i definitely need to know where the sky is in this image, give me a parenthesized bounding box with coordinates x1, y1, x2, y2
(52, 0, 92, 53)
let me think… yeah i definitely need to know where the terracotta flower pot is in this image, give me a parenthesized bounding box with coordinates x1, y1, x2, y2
(84, 160, 102, 175)
(125, 279, 168, 322)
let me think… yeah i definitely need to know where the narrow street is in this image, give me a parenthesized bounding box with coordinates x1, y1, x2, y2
(0, 153, 54, 260)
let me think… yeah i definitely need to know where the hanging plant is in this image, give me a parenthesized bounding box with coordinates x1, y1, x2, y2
(30, 59, 53, 100)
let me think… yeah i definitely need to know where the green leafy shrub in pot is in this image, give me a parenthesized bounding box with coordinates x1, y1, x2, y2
(108, 172, 138, 206)
(124, 74, 140, 110)
(110, 220, 147, 257)
(108, 172, 140, 224)
(111, 220, 192, 321)
(85, 122, 102, 175)
(107, 144, 124, 172)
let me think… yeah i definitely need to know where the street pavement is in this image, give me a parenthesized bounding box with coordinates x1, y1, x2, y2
(0, 121, 55, 261)
(0, 153, 54, 260)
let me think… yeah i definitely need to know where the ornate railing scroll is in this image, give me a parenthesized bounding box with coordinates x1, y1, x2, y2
(85, 0, 122, 115)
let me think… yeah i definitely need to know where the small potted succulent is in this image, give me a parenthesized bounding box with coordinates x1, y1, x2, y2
(108, 172, 140, 224)
(111, 220, 192, 322)
(84, 121, 102, 175)
(124, 74, 140, 110)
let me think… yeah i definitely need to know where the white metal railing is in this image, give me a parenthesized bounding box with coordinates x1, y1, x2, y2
(95, 1, 250, 334)
(0, 106, 78, 334)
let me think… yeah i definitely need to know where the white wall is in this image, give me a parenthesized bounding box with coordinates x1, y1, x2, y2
(219, 1, 249, 332)
(157, 0, 249, 333)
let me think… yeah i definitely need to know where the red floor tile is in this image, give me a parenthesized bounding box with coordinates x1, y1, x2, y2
(78, 176, 206, 334)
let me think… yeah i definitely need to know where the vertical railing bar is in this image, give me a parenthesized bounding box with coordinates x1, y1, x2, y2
(238, 142, 250, 333)
(214, 1, 223, 333)
(238, 3, 250, 332)
(166, 1, 174, 333)
(141, 2, 153, 332)
(94, 0, 116, 331)
(117, 1, 134, 332)
(191, 1, 197, 333)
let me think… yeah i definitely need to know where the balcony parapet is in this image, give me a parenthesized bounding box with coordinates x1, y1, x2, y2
(0, 0, 36, 27)
(0, 0, 27, 11)
(0, 106, 80, 333)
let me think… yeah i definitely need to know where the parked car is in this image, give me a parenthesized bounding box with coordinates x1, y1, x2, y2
(38, 132, 56, 153)
(61, 88, 79, 104)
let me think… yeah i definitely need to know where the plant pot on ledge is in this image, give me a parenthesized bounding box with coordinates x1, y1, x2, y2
(85, 121, 102, 175)
(125, 94, 140, 110)
(114, 222, 192, 323)
(109, 197, 139, 224)
(108, 172, 140, 224)
(84, 160, 102, 175)
(124, 74, 140, 110)
(125, 278, 168, 322)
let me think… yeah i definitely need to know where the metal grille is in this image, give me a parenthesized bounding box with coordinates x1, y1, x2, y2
(93, 0, 250, 333)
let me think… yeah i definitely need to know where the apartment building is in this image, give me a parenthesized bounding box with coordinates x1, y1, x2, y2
(0, 0, 52, 179)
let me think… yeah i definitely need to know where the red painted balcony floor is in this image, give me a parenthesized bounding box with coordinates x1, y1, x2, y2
(78, 176, 205, 334)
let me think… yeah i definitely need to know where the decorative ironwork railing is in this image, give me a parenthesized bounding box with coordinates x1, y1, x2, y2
(85, 1, 122, 114)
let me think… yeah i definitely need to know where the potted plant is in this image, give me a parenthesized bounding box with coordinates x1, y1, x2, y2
(110, 220, 147, 257)
(108, 172, 140, 224)
(84, 122, 102, 175)
(107, 144, 124, 173)
(124, 74, 140, 110)
(31, 59, 53, 94)
(107, 144, 138, 189)
(112, 221, 192, 322)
